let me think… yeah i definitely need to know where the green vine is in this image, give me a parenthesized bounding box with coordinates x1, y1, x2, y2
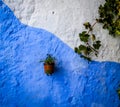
(75, 0, 120, 61)
(75, 22, 101, 61)
(97, 0, 120, 36)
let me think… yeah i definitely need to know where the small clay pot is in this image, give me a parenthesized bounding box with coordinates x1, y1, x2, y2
(44, 63, 54, 75)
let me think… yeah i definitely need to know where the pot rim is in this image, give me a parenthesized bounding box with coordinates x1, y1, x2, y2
(44, 63, 55, 65)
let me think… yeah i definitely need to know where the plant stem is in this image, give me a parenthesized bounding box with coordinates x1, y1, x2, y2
(86, 43, 98, 53)
(87, 21, 98, 34)
(86, 21, 98, 53)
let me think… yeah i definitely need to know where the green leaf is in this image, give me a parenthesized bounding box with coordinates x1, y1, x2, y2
(74, 47, 78, 53)
(74, 47, 81, 54)
(79, 45, 87, 50)
(78, 45, 88, 55)
(78, 45, 93, 56)
(83, 22, 91, 29)
(93, 41, 101, 49)
(79, 31, 87, 36)
(83, 22, 92, 31)
(79, 32, 90, 42)
(98, 0, 120, 36)
(96, 40, 101, 44)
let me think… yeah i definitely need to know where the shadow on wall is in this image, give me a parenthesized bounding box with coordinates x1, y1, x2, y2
(0, 1, 120, 107)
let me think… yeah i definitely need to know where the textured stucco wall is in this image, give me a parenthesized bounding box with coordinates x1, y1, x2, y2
(0, 1, 120, 107)
(3, 0, 120, 62)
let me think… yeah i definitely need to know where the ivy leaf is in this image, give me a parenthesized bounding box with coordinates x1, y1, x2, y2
(79, 31, 90, 42)
(78, 45, 93, 56)
(93, 41, 101, 49)
(74, 47, 81, 54)
(79, 31, 87, 35)
(79, 45, 87, 50)
(74, 47, 78, 53)
(83, 22, 92, 31)
(78, 45, 88, 55)
(96, 40, 101, 44)
(99, 5, 105, 18)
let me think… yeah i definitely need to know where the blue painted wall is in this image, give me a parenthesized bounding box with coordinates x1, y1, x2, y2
(0, 1, 120, 107)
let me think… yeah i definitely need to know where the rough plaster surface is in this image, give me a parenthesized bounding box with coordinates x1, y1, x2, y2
(0, 1, 120, 107)
(3, 0, 120, 62)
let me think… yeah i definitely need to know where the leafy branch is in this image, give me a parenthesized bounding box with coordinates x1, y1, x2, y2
(75, 22, 101, 61)
(97, 0, 120, 37)
(75, 0, 120, 60)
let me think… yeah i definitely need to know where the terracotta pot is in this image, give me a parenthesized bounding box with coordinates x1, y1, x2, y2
(44, 63, 54, 75)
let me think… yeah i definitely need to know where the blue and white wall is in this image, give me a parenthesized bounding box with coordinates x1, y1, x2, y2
(3, 0, 120, 62)
(0, 0, 120, 107)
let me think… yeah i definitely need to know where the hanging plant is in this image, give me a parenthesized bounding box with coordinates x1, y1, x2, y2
(40, 54, 55, 75)
(97, 0, 120, 36)
(75, 22, 101, 61)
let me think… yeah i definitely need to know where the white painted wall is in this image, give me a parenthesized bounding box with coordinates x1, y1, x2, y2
(3, 0, 120, 62)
